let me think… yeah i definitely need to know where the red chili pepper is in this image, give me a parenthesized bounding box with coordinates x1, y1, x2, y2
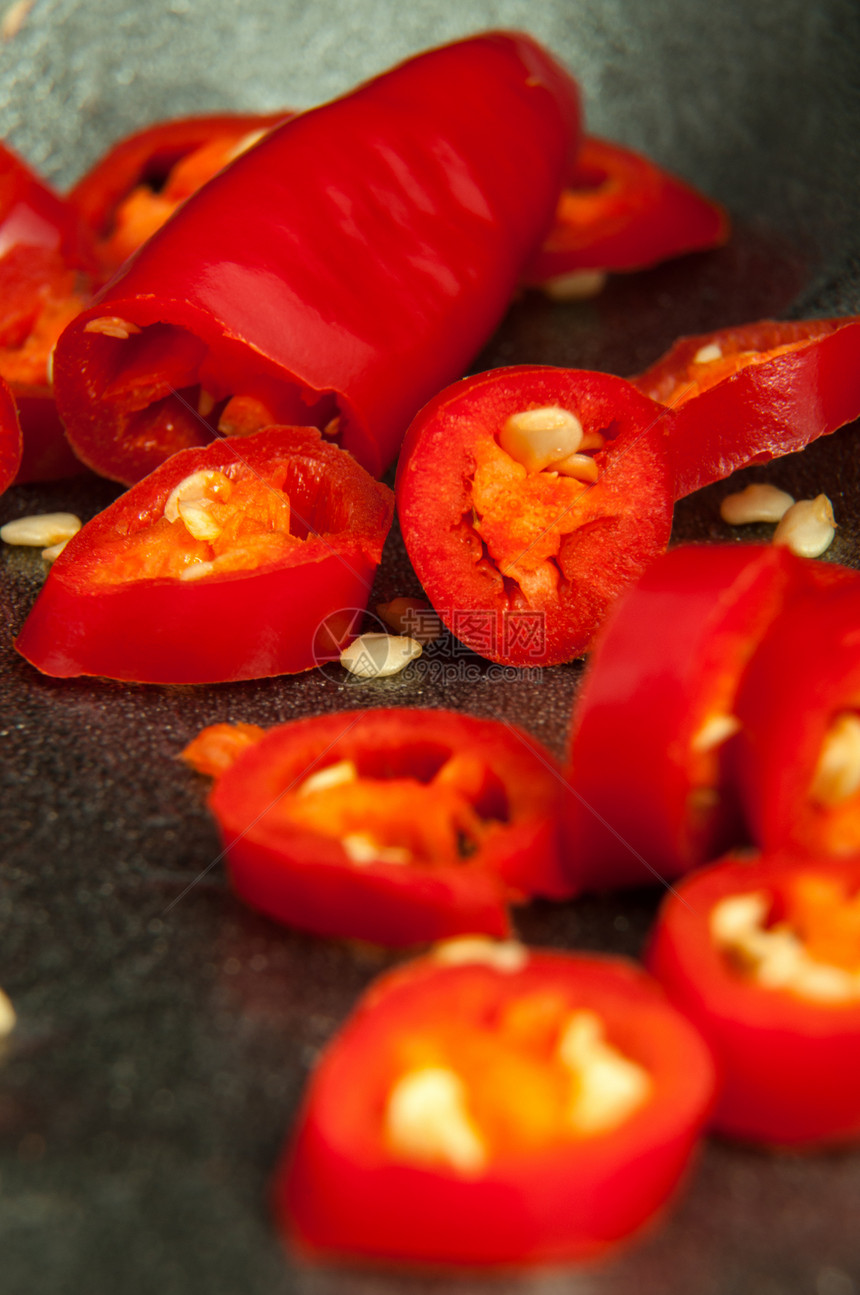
(563, 544, 841, 891)
(648, 851, 860, 1146)
(202, 709, 572, 946)
(732, 574, 860, 859)
(525, 135, 728, 291)
(0, 141, 94, 483)
(397, 365, 674, 666)
(53, 32, 582, 485)
(68, 111, 290, 277)
(0, 374, 22, 494)
(276, 942, 715, 1266)
(14, 427, 393, 683)
(631, 317, 860, 499)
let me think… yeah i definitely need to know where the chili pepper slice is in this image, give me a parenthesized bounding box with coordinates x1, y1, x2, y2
(68, 111, 290, 277)
(0, 374, 22, 495)
(525, 135, 728, 291)
(563, 544, 845, 891)
(648, 851, 860, 1146)
(53, 32, 581, 485)
(276, 940, 715, 1266)
(732, 574, 860, 859)
(0, 141, 94, 482)
(631, 317, 860, 499)
(397, 364, 674, 666)
(14, 427, 393, 683)
(202, 709, 572, 946)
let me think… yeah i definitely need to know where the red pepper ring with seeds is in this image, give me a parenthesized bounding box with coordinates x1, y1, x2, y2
(276, 943, 716, 1267)
(14, 427, 393, 684)
(631, 316, 860, 500)
(200, 709, 573, 947)
(524, 134, 729, 294)
(68, 110, 291, 278)
(648, 852, 860, 1147)
(397, 365, 676, 666)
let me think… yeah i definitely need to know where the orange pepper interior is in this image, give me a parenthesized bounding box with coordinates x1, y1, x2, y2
(781, 873, 860, 973)
(645, 338, 814, 409)
(0, 245, 89, 391)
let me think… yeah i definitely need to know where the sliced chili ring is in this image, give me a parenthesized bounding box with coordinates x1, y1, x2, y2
(206, 709, 572, 946)
(397, 365, 675, 666)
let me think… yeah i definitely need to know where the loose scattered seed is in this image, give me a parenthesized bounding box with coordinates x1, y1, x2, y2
(0, 988, 15, 1037)
(41, 540, 70, 563)
(339, 633, 422, 678)
(433, 936, 528, 972)
(540, 269, 608, 301)
(1, 513, 81, 547)
(772, 494, 836, 558)
(720, 482, 795, 525)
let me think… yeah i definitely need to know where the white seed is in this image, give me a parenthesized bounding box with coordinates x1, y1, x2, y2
(810, 712, 860, 806)
(197, 389, 216, 418)
(539, 269, 608, 301)
(709, 892, 770, 945)
(1, 512, 81, 547)
(772, 494, 836, 558)
(693, 342, 723, 364)
(579, 429, 606, 453)
(298, 759, 358, 797)
(553, 452, 600, 483)
(499, 406, 584, 473)
(558, 1011, 651, 1136)
(0, 987, 15, 1037)
(322, 416, 341, 438)
(720, 483, 795, 526)
(83, 316, 141, 340)
(164, 469, 233, 526)
(179, 559, 217, 582)
(432, 937, 528, 973)
(45, 344, 55, 388)
(341, 832, 411, 866)
(385, 1067, 486, 1174)
(176, 499, 223, 542)
(339, 633, 422, 679)
(691, 713, 741, 754)
(41, 540, 69, 563)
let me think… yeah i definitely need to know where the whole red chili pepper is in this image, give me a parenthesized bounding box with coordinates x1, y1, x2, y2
(68, 111, 290, 277)
(631, 317, 860, 499)
(397, 364, 675, 666)
(14, 427, 393, 684)
(53, 32, 582, 485)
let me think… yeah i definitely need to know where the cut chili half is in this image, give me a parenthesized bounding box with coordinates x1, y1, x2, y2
(397, 365, 675, 666)
(563, 544, 845, 892)
(68, 111, 290, 278)
(631, 316, 860, 499)
(732, 573, 860, 859)
(53, 32, 581, 484)
(204, 709, 572, 946)
(648, 851, 860, 1147)
(524, 135, 728, 291)
(15, 427, 393, 684)
(0, 142, 94, 482)
(276, 942, 715, 1267)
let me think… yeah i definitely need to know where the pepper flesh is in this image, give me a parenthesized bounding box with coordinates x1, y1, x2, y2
(397, 364, 675, 666)
(54, 32, 582, 484)
(277, 948, 715, 1266)
(648, 852, 860, 1146)
(205, 709, 573, 946)
(0, 374, 22, 495)
(631, 317, 860, 499)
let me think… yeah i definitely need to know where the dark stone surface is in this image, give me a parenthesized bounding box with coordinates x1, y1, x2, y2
(1, 3, 860, 1292)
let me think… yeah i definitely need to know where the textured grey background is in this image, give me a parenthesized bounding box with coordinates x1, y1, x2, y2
(1, 2, 860, 1293)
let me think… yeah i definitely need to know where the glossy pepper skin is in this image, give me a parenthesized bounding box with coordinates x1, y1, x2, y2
(563, 545, 839, 892)
(53, 32, 582, 485)
(15, 427, 393, 684)
(0, 142, 93, 482)
(276, 945, 715, 1267)
(632, 317, 860, 499)
(68, 110, 290, 278)
(525, 135, 728, 287)
(206, 709, 572, 946)
(0, 374, 22, 494)
(397, 364, 675, 666)
(732, 574, 860, 859)
(648, 852, 860, 1147)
